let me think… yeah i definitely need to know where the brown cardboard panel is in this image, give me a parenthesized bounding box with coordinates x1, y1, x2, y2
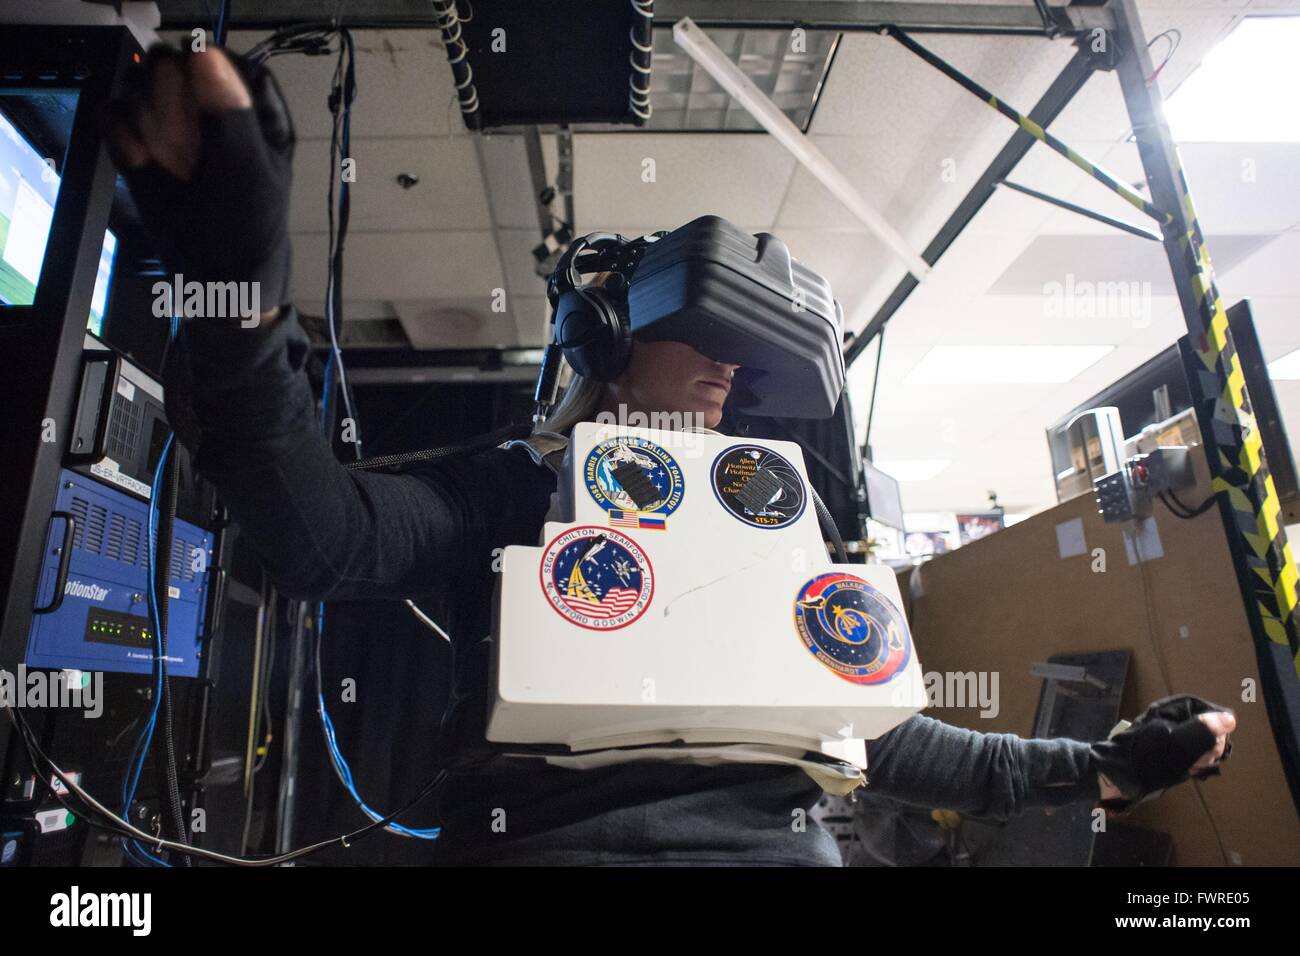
(897, 449, 1300, 866)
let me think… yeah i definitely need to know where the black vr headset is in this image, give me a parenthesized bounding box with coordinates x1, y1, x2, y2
(535, 215, 846, 421)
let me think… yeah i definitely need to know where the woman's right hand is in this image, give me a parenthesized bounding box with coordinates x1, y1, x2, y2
(104, 45, 295, 322)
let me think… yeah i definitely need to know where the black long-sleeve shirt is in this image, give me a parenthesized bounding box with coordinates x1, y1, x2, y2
(171, 309, 1100, 865)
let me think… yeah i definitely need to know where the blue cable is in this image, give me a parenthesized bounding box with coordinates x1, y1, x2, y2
(118, 433, 175, 867)
(314, 607, 442, 840)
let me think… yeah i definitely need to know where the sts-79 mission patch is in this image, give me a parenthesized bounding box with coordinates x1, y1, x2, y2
(793, 572, 910, 684)
(711, 445, 806, 528)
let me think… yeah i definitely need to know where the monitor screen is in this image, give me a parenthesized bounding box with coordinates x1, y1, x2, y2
(863, 459, 906, 531)
(87, 228, 117, 336)
(0, 109, 63, 307)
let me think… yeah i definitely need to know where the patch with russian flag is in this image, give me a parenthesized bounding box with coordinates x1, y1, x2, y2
(609, 510, 666, 530)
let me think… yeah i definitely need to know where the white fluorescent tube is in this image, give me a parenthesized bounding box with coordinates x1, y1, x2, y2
(672, 17, 931, 281)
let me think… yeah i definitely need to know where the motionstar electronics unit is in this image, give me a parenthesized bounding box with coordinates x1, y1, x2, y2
(489, 423, 925, 773)
(26, 469, 213, 678)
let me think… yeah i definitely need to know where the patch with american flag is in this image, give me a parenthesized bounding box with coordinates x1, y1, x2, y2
(540, 526, 654, 631)
(608, 510, 666, 530)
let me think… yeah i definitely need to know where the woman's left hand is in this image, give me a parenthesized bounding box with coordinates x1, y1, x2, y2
(1092, 699, 1236, 809)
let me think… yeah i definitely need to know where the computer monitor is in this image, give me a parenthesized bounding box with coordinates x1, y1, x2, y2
(0, 108, 63, 307)
(87, 228, 117, 336)
(862, 458, 905, 531)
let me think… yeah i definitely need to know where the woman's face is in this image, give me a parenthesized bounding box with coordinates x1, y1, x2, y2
(604, 340, 740, 429)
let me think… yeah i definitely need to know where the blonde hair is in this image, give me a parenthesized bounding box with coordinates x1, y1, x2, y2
(534, 369, 606, 437)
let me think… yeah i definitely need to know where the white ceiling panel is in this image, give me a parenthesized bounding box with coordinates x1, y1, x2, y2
(773, 134, 918, 232)
(1222, 295, 1300, 359)
(1216, 231, 1300, 297)
(392, 296, 533, 351)
(509, 296, 551, 347)
(287, 135, 491, 234)
(291, 230, 503, 302)
(478, 132, 560, 230)
(497, 229, 552, 298)
(573, 133, 795, 232)
(990, 233, 1275, 295)
(810, 32, 1074, 141)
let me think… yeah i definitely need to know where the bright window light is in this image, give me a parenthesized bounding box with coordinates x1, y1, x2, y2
(873, 460, 951, 482)
(1268, 347, 1300, 380)
(903, 345, 1112, 385)
(1164, 18, 1300, 143)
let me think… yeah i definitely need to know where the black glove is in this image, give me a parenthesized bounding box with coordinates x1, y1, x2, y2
(1089, 694, 1233, 812)
(111, 45, 295, 317)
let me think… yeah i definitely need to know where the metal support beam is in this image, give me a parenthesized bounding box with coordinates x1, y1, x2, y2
(522, 127, 552, 236)
(1111, 0, 1300, 815)
(889, 27, 1171, 225)
(844, 48, 1096, 368)
(157, 0, 1114, 35)
(997, 180, 1161, 242)
(655, 2, 1114, 35)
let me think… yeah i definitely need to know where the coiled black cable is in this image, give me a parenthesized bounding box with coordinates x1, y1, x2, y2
(152, 447, 191, 864)
(342, 422, 531, 472)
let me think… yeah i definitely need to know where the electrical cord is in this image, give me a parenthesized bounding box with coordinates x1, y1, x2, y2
(864, 325, 885, 458)
(1160, 487, 1217, 519)
(153, 438, 191, 864)
(215, 0, 229, 47)
(810, 484, 849, 563)
(1129, 532, 1232, 866)
(324, 28, 363, 460)
(5, 701, 457, 866)
(312, 606, 443, 839)
(341, 422, 530, 471)
(239, 580, 278, 855)
(1145, 28, 1181, 86)
(118, 433, 176, 866)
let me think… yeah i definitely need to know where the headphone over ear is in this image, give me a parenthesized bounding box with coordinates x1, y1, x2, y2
(533, 232, 661, 421)
(548, 234, 634, 382)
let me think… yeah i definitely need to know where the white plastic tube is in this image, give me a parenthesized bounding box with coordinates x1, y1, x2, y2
(672, 17, 930, 281)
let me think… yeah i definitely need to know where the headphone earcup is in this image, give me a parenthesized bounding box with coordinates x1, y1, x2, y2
(555, 287, 632, 382)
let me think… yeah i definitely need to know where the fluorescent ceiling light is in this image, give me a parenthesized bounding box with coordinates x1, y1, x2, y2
(1268, 347, 1300, 380)
(873, 459, 951, 482)
(903, 345, 1112, 385)
(1164, 18, 1300, 143)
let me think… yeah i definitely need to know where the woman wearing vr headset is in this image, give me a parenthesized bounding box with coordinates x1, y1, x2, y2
(104, 47, 1234, 866)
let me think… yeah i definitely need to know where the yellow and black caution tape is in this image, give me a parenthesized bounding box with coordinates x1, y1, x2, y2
(1175, 167, 1300, 669)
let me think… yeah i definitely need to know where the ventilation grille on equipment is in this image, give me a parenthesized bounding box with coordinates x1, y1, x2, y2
(69, 494, 146, 568)
(170, 535, 198, 582)
(105, 397, 143, 462)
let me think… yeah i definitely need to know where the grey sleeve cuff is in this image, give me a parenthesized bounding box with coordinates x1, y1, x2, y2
(864, 715, 1101, 822)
